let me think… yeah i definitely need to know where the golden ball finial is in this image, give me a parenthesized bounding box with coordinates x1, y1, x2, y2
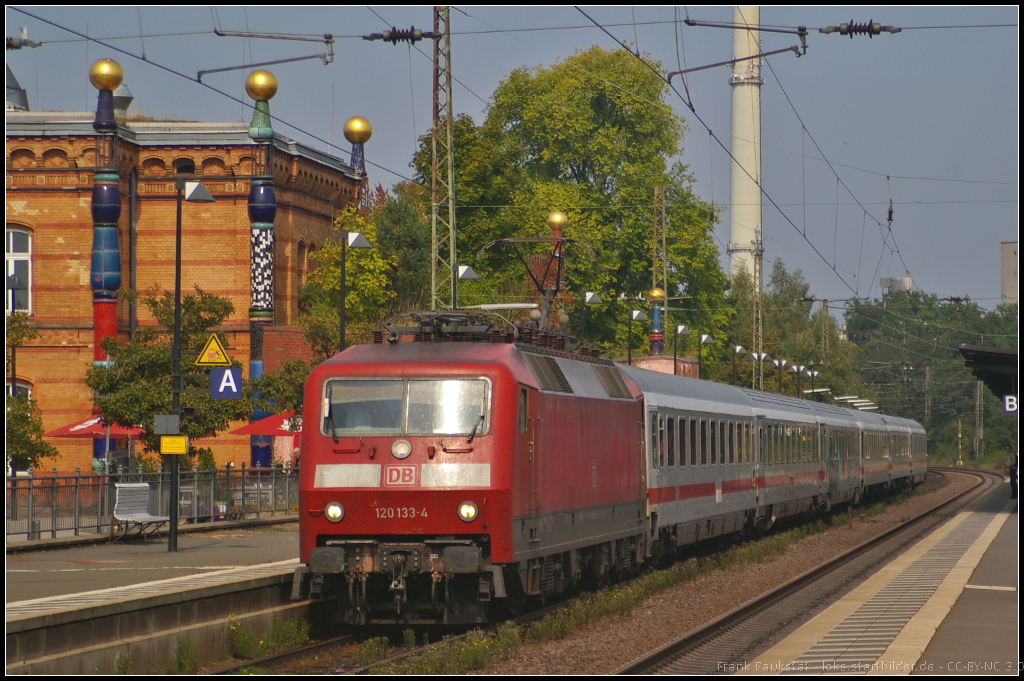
(343, 117, 373, 145)
(244, 70, 278, 102)
(649, 287, 667, 301)
(89, 58, 123, 91)
(546, 210, 568, 230)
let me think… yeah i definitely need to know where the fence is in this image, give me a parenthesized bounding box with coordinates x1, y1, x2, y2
(5, 463, 300, 541)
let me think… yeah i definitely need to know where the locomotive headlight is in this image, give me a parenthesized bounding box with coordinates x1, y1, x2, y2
(391, 439, 413, 459)
(324, 502, 345, 522)
(457, 501, 479, 523)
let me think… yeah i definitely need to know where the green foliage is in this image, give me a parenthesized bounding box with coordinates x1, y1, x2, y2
(115, 652, 134, 675)
(84, 287, 258, 458)
(298, 205, 397, 358)
(6, 395, 60, 471)
(845, 293, 1017, 459)
(402, 628, 417, 650)
(409, 47, 727, 357)
(227, 614, 309, 660)
(160, 635, 199, 674)
(249, 359, 311, 422)
(718, 261, 864, 397)
(378, 626, 521, 675)
(373, 183, 432, 315)
(353, 636, 390, 665)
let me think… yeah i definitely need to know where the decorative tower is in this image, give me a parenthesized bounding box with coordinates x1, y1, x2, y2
(245, 69, 278, 468)
(344, 116, 372, 177)
(649, 287, 666, 354)
(89, 58, 123, 467)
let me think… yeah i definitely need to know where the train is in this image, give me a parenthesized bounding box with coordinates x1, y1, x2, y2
(292, 311, 927, 625)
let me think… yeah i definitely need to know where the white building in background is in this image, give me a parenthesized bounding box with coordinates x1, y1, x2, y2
(1001, 242, 1017, 305)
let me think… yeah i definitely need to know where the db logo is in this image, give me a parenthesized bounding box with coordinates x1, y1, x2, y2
(384, 465, 417, 486)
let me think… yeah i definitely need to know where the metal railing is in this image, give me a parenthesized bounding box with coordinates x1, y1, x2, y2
(5, 463, 300, 541)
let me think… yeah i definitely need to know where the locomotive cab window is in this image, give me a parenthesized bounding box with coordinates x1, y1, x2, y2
(323, 378, 490, 436)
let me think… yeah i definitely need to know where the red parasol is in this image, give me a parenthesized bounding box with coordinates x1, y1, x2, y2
(229, 410, 300, 437)
(44, 416, 144, 439)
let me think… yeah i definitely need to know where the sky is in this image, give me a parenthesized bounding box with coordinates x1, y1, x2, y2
(6, 6, 1018, 310)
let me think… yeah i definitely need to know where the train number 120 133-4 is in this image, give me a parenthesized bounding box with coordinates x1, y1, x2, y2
(375, 507, 428, 519)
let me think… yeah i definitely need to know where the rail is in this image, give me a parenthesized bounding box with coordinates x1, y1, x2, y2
(5, 463, 300, 541)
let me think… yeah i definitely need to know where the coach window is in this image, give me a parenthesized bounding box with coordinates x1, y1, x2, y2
(709, 419, 717, 465)
(728, 422, 735, 464)
(667, 417, 675, 466)
(690, 418, 697, 466)
(700, 419, 708, 465)
(6, 228, 31, 314)
(650, 413, 659, 467)
(680, 418, 688, 466)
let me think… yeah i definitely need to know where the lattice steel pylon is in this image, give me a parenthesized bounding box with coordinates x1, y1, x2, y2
(752, 231, 765, 390)
(431, 6, 457, 310)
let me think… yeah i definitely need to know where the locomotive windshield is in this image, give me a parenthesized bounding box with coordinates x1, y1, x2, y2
(323, 378, 489, 436)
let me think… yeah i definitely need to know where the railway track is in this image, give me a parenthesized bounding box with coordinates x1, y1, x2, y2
(613, 468, 1000, 674)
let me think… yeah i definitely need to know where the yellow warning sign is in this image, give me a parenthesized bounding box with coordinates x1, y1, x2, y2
(160, 435, 188, 455)
(195, 334, 232, 367)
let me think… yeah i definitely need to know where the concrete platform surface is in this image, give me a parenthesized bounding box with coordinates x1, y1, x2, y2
(5, 523, 299, 603)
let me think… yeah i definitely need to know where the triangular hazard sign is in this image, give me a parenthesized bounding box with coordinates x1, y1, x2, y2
(195, 334, 232, 367)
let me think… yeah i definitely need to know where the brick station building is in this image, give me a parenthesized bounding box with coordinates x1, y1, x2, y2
(6, 97, 363, 471)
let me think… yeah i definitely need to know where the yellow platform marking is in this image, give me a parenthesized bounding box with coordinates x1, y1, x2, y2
(868, 500, 1014, 675)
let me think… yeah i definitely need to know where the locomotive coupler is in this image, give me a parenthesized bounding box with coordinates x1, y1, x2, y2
(389, 554, 409, 613)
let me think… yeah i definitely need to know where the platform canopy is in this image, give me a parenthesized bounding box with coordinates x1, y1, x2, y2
(958, 345, 1018, 399)
(229, 410, 300, 436)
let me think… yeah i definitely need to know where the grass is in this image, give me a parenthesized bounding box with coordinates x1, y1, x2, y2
(378, 480, 949, 675)
(227, 615, 310, 660)
(353, 636, 391, 665)
(155, 635, 200, 674)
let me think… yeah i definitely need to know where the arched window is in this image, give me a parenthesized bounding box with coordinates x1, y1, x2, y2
(6, 228, 32, 314)
(174, 159, 196, 174)
(6, 380, 31, 398)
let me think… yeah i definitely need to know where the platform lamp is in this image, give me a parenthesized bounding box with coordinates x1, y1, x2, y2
(731, 344, 748, 385)
(169, 179, 215, 553)
(580, 291, 602, 349)
(339, 118, 374, 352)
(697, 334, 713, 380)
(808, 369, 821, 399)
(788, 364, 806, 398)
(771, 358, 790, 394)
(673, 325, 691, 375)
(747, 352, 771, 390)
(627, 309, 647, 366)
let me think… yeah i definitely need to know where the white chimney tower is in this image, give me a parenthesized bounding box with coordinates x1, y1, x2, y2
(728, 6, 763, 277)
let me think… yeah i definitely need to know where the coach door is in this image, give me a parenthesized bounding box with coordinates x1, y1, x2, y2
(754, 415, 766, 520)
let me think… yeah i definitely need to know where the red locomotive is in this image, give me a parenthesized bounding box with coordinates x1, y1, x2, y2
(294, 312, 926, 624)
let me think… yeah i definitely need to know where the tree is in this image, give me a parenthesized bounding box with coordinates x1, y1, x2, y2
(6, 313, 58, 471)
(297, 205, 396, 356)
(845, 292, 1017, 462)
(84, 287, 257, 463)
(410, 47, 728, 359)
(718, 260, 865, 398)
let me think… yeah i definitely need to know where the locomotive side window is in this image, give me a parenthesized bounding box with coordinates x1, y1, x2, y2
(324, 380, 404, 434)
(519, 388, 527, 434)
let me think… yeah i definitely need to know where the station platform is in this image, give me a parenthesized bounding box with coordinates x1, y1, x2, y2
(5, 520, 299, 604)
(742, 484, 1018, 675)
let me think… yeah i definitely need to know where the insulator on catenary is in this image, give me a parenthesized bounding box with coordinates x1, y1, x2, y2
(820, 20, 901, 38)
(381, 27, 423, 45)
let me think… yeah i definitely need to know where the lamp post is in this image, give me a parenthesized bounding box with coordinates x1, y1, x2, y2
(731, 344, 748, 385)
(337, 232, 374, 352)
(673, 325, 691, 375)
(580, 291, 602, 348)
(696, 334, 714, 379)
(169, 179, 215, 552)
(627, 309, 647, 365)
(788, 364, 806, 398)
(771, 358, 790, 394)
(748, 352, 771, 390)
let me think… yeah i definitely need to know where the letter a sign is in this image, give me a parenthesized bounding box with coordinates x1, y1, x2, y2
(196, 334, 232, 367)
(210, 368, 243, 400)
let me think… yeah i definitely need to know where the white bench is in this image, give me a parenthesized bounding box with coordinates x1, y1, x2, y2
(112, 483, 170, 544)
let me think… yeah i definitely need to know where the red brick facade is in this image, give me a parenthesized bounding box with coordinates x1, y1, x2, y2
(6, 114, 360, 471)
